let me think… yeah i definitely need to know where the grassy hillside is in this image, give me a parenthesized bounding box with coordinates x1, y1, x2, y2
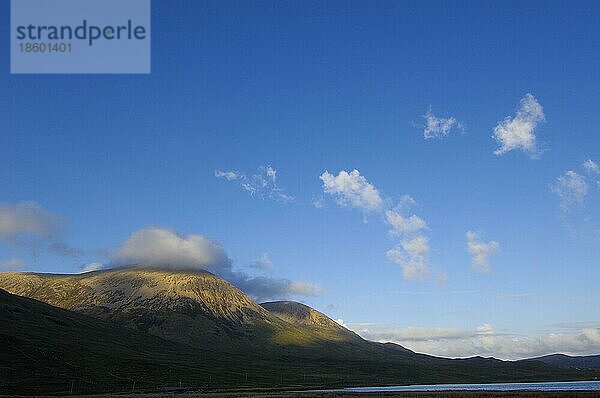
(1, 268, 599, 395)
(261, 301, 362, 343)
(0, 288, 204, 395)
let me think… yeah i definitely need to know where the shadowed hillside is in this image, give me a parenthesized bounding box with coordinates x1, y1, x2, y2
(534, 354, 600, 370)
(1, 267, 599, 395)
(0, 288, 218, 395)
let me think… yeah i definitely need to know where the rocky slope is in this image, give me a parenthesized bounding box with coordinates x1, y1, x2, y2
(0, 267, 267, 321)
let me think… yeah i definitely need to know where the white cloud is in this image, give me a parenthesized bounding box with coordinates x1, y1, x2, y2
(319, 171, 438, 283)
(112, 226, 320, 302)
(551, 170, 588, 210)
(215, 165, 294, 203)
(0, 258, 25, 271)
(493, 93, 545, 158)
(214, 170, 242, 181)
(311, 195, 325, 209)
(348, 322, 600, 360)
(335, 319, 347, 328)
(476, 323, 495, 335)
(396, 195, 417, 212)
(0, 201, 81, 260)
(399, 235, 430, 258)
(386, 236, 430, 281)
(320, 169, 384, 212)
(288, 281, 323, 296)
(354, 324, 471, 342)
(466, 231, 500, 273)
(115, 227, 231, 272)
(80, 262, 104, 273)
(385, 202, 432, 282)
(423, 107, 463, 139)
(265, 165, 277, 182)
(249, 252, 274, 271)
(0, 201, 64, 241)
(583, 159, 599, 175)
(385, 211, 427, 237)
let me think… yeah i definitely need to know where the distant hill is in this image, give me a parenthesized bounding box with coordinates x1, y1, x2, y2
(1, 267, 598, 395)
(534, 354, 600, 370)
(261, 300, 361, 343)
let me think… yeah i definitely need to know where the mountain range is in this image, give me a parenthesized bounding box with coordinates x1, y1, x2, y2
(534, 354, 600, 370)
(1, 267, 598, 395)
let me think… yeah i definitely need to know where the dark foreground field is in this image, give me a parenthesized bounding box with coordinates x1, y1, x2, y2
(203, 392, 600, 398)
(14, 391, 598, 398)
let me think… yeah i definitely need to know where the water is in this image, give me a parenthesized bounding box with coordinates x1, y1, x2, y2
(314, 380, 600, 393)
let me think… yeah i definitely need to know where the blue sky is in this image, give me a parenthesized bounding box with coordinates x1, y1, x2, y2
(1, 0, 600, 359)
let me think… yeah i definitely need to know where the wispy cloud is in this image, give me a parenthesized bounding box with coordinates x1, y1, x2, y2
(0, 201, 81, 261)
(422, 107, 463, 139)
(466, 231, 500, 273)
(214, 170, 242, 181)
(215, 165, 294, 203)
(319, 170, 441, 283)
(0, 201, 65, 241)
(249, 252, 274, 272)
(386, 230, 431, 282)
(493, 93, 545, 158)
(550, 160, 600, 240)
(551, 170, 588, 210)
(583, 159, 599, 175)
(311, 194, 325, 209)
(384, 198, 437, 282)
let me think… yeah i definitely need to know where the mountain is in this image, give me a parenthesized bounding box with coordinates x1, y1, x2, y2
(0, 267, 311, 352)
(261, 300, 362, 343)
(1, 267, 599, 395)
(534, 354, 600, 370)
(0, 267, 399, 358)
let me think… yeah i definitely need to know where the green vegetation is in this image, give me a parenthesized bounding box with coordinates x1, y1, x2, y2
(27, 392, 600, 398)
(187, 393, 600, 398)
(1, 268, 599, 396)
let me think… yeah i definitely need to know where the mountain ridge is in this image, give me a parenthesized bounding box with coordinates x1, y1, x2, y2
(533, 353, 600, 370)
(1, 267, 599, 395)
(0, 267, 373, 354)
